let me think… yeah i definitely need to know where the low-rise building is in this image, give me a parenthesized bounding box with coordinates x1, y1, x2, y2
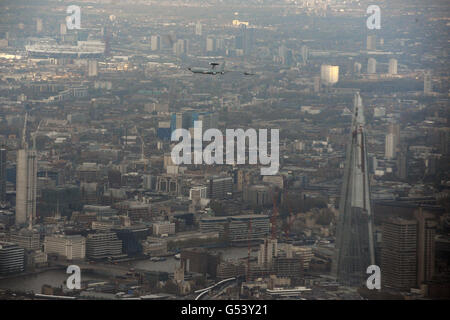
(86, 232, 122, 260)
(153, 221, 176, 236)
(142, 237, 168, 257)
(44, 235, 86, 260)
(0, 242, 24, 275)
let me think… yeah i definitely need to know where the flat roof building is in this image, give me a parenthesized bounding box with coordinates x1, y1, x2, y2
(44, 235, 86, 260)
(86, 232, 122, 260)
(0, 242, 25, 275)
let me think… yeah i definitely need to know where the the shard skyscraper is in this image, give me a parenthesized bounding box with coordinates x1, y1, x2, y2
(15, 113, 37, 227)
(333, 92, 375, 287)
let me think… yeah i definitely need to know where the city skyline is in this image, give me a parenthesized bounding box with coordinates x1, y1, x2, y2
(0, 0, 448, 303)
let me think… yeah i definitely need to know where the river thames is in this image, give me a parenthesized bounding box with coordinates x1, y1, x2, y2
(0, 247, 258, 293)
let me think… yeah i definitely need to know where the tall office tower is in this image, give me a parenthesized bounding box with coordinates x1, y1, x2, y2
(385, 123, 400, 159)
(103, 26, 111, 57)
(278, 45, 288, 64)
(381, 218, 418, 291)
(333, 93, 375, 287)
(16, 149, 37, 226)
(397, 146, 408, 180)
(206, 37, 216, 52)
(388, 58, 398, 75)
(415, 208, 437, 286)
(385, 133, 396, 159)
(438, 129, 449, 155)
(235, 34, 244, 52)
(215, 38, 224, 51)
(424, 71, 432, 95)
(173, 39, 188, 56)
(366, 35, 376, 51)
(195, 21, 202, 36)
(16, 113, 37, 227)
(246, 27, 255, 55)
(320, 65, 339, 85)
(36, 18, 43, 33)
(150, 35, 161, 51)
(237, 25, 254, 55)
(367, 58, 376, 74)
(0, 148, 6, 203)
(181, 39, 189, 55)
(389, 123, 400, 143)
(88, 60, 98, 77)
(60, 23, 67, 36)
(170, 112, 184, 134)
(390, 123, 400, 151)
(301, 45, 309, 65)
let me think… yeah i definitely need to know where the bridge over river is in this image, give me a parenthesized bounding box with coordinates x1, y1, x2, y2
(52, 261, 152, 277)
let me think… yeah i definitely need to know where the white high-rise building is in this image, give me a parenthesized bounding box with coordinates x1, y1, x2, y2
(278, 45, 288, 65)
(367, 58, 376, 74)
(151, 35, 160, 51)
(60, 23, 67, 35)
(36, 18, 43, 33)
(88, 60, 98, 77)
(258, 238, 278, 266)
(206, 37, 215, 52)
(16, 149, 37, 226)
(389, 123, 400, 147)
(385, 133, 396, 159)
(388, 58, 398, 75)
(367, 35, 376, 51)
(320, 65, 339, 85)
(195, 21, 202, 36)
(301, 45, 308, 64)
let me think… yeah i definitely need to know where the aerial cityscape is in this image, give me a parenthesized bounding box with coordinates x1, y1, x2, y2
(0, 0, 449, 302)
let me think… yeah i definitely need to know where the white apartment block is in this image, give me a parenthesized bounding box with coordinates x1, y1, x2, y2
(44, 235, 86, 260)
